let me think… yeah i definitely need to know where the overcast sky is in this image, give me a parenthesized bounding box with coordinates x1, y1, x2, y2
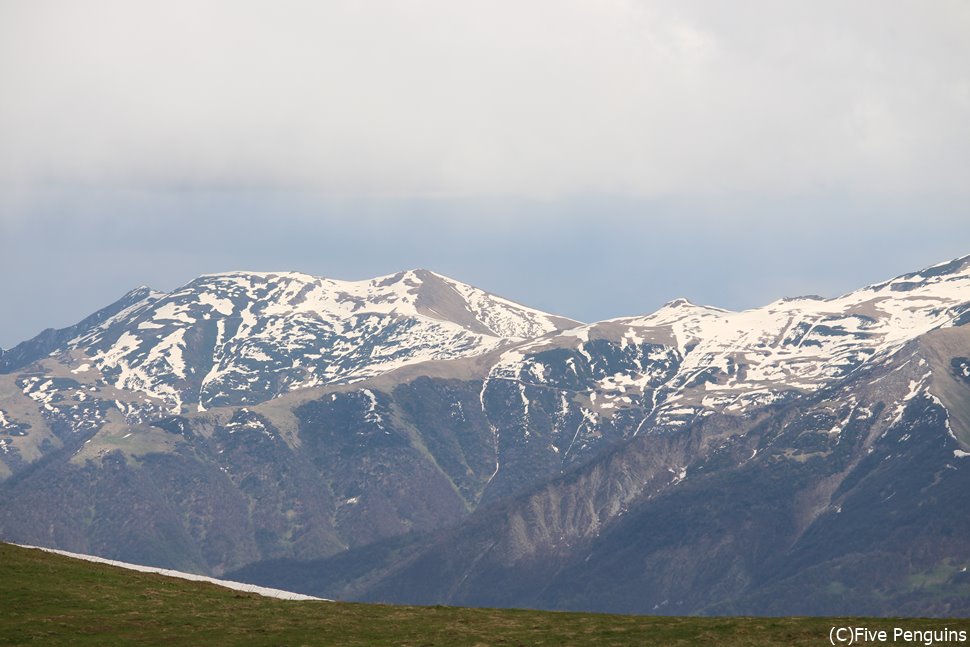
(1, 1, 969, 347)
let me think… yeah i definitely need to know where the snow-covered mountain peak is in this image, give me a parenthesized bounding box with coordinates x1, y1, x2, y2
(51, 269, 578, 414)
(176, 269, 577, 338)
(653, 257, 969, 413)
(609, 299, 729, 345)
(660, 297, 700, 309)
(864, 253, 970, 294)
(7, 256, 968, 431)
(491, 255, 970, 426)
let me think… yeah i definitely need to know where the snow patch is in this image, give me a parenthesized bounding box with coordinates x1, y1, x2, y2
(197, 291, 235, 316)
(15, 544, 325, 601)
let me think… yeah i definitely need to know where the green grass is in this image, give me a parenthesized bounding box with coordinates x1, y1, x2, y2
(1, 543, 966, 646)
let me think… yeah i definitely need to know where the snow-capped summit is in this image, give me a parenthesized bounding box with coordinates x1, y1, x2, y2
(3, 255, 970, 618)
(50, 269, 579, 413)
(491, 255, 970, 424)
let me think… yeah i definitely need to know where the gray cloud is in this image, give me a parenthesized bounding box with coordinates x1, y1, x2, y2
(2, 3, 968, 348)
(2, 1, 968, 203)
(2, 187, 968, 347)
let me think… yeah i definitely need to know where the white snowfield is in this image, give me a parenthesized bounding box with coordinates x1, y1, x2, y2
(17, 256, 970, 436)
(16, 543, 325, 601)
(63, 269, 578, 414)
(625, 256, 970, 407)
(494, 255, 970, 420)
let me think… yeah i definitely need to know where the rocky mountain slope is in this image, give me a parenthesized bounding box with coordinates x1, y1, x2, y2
(2, 256, 969, 615)
(1, 269, 576, 414)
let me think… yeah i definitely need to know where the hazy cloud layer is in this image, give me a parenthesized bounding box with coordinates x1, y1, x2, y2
(2, 1, 969, 202)
(2, 187, 968, 347)
(2, 3, 968, 347)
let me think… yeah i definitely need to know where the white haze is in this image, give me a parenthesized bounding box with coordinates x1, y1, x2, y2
(1, 0, 968, 203)
(1, 2, 968, 348)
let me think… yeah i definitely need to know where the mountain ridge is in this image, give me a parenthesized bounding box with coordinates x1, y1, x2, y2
(1, 254, 969, 616)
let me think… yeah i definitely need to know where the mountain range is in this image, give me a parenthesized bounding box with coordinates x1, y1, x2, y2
(2, 257, 969, 616)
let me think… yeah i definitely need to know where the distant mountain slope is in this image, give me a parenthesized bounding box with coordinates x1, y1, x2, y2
(330, 323, 970, 616)
(0, 286, 160, 374)
(1, 269, 577, 415)
(488, 253, 970, 427)
(1, 256, 969, 616)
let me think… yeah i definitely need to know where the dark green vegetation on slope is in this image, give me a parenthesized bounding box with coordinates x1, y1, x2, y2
(3, 544, 967, 647)
(228, 331, 970, 617)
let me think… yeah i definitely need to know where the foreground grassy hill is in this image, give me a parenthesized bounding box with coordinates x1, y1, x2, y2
(1, 543, 966, 646)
